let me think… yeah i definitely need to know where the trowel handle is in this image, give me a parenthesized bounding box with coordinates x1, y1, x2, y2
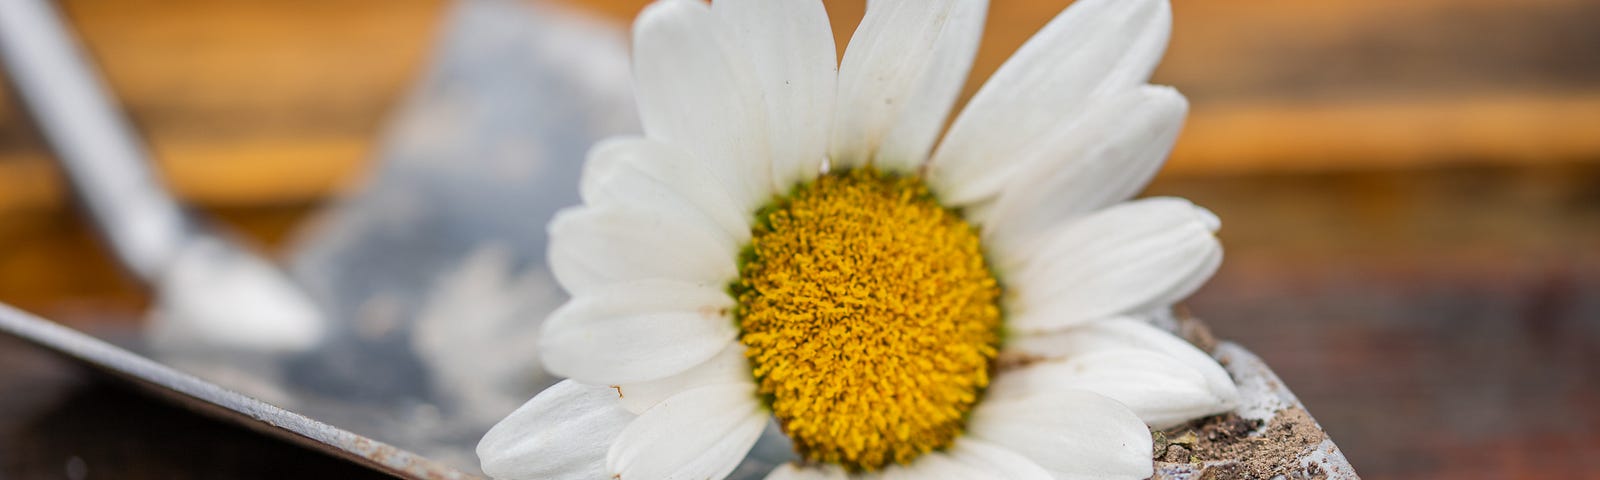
(0, 0, 196, 281)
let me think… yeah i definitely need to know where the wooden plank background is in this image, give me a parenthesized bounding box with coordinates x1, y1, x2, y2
(1, 0, 1598, 212)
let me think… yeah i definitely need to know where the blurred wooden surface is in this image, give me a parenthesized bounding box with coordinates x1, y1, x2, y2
(0, 0, 448, 213)
(1, 0, 1598, 212)
(2, 0, 1599, 479)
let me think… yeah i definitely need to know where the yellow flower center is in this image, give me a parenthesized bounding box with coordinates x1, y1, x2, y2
(734, 167, 1003, 471)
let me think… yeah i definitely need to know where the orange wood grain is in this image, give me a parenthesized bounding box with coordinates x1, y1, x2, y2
(0, 0, 446, 212)
(0, 0, 1595, 213)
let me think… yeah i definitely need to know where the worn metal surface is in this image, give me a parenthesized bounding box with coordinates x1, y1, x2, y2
(0, 303, 475, 480)
(1154, 343, 1359, 479)
(5, 0, 634, 475)
(264, 0, 635, 470)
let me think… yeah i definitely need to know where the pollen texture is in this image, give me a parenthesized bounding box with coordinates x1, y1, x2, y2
(734, 168, 1002, 471)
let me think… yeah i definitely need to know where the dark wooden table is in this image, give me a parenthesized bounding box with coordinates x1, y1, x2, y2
(1162, 167, 1600, 479)
(0, 330, 391, 479)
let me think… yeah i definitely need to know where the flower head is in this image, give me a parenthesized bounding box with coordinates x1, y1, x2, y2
(480, 0, 1240, 478)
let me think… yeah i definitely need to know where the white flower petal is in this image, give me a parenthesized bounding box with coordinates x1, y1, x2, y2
(831, 0, 987, 172)
(547, 203, 739, 296)
(539, 279, 737, 385)
(945, 440, 1053, 480)
(578, 138, 631, 203)
(929, 0, 1171, 204)
(765, 463, 848, 480)
(992, 348, 1233, 429)
(714, 0, 836, 192)
(607, 383, 767, 480)
(579, 137, 752, 243)
(1005, 197, 1222, 331)
(879, 451, 977, 480)
(633, 0, 772, 211)
(969, 390, 1152, 479)
(1003, 317, 1240, 409)
(872, 443, 1054, 480)
(974, 86, 1188, 251)
(478, 380, 634, 480)
(617, 341, 752, 414)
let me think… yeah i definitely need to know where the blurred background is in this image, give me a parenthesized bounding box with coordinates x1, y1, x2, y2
(1, 0, 1596, 478)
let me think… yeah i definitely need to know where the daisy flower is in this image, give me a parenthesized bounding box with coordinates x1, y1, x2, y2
(479, 0, 1240, 478)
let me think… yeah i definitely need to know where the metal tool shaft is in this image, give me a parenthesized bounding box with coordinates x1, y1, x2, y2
(0, 0, 192, 281)
(0, 0, 327, 353)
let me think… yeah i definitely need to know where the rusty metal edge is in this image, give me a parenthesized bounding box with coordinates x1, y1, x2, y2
(0, 303, 478, 480)
(1152, 342, 1360, 479)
